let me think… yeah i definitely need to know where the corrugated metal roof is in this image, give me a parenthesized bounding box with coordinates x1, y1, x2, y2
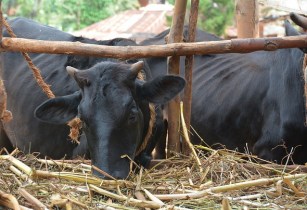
(73, 3, 173, 42)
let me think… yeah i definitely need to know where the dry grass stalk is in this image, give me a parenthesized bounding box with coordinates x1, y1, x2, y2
(283, 178, 305, 197)
(9, 165, 35, 184)
(209, 192, 281, 209)
(34, 170, 132, 187)
(0, 155, 33, 175)
(134, 191, 150, 210)
(222, 198, 232, 210)
(159, 206, 194, 210)
(134, 167, 151, 210)
(60, 195, 88, 209)
(0, 189, 21, 210)
(154, 173, 306, 200)
(143, 188, 164, 206)
(180, 102, 202, 172)
(89, 184, 162, 209)
(18, 188, 48, 210)
(0, 149, 306, 209)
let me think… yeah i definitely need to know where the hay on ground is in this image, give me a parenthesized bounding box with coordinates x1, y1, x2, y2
(0, 147, 306, 210)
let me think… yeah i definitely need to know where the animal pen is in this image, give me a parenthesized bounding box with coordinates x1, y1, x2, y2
(0, 0, 306, 209)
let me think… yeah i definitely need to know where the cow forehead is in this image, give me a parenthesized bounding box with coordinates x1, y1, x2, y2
(78, 63, 135, 99)
(89, 62, 130, 77)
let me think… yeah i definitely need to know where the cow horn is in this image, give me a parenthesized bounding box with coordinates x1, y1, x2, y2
(66, 66, 80, 77)
(290, 12, 307, 30)
(130, 61, 144, 78)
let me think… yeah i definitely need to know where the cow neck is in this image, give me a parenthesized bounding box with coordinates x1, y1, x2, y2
(135, 72, 156, 156)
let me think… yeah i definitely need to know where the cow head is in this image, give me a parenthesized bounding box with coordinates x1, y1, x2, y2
(34, 61, 185, 179)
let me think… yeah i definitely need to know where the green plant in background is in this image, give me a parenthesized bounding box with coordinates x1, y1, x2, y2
(168, 0, 235, 36)
(1, 0, 138, 31)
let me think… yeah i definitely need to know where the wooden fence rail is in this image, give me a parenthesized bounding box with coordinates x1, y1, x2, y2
(1, 35, 307, 59)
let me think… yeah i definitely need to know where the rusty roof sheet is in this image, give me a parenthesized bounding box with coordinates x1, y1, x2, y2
(73, 4, 173, 42)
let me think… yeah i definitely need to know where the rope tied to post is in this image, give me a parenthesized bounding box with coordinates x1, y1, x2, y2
(135, 72, 156, 156)
(2, 18, 81, 143)
(0, 80, 12, 122)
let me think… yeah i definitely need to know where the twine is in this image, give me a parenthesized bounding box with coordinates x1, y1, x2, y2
(0, 80, 12, 122)
(135, 72, 156, 156)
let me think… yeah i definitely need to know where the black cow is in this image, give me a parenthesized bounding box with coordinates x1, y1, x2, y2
(140, 22, 307, 164)
(0, 17, 185, 179)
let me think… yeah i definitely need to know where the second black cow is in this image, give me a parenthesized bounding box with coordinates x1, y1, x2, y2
(141, 20, 307, 164)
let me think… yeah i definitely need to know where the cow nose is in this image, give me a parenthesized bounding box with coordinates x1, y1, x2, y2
(111, 170, 129, 180)
(92, 168, 128, 180)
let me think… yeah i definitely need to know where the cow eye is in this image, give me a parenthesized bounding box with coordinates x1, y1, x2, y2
(78, 78, 91, 87)
(83, 79, 91, 87)
(128, 107, 138, 123)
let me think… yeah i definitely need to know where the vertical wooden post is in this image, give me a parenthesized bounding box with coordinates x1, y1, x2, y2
(236, 0, 259, 38)
(0, 0, 2, 42)
(167, 0, 187, 157)
(182, 0, 199, 155)
(259, 21, 264, 37)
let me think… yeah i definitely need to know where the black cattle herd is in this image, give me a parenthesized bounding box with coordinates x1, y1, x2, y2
(0, 13, 306, 179)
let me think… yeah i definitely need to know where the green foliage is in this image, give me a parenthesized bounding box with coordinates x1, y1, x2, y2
(1, 0, 138, 31)
(167, 0, 235, 36)
(197, 0, 234, 36)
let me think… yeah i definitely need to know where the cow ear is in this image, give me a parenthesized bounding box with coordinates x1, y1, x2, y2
(285, 20, 301, 36)
(35, 91, 81, 124)
(137, 75, 185, 104)
(290, 12, 307, 30)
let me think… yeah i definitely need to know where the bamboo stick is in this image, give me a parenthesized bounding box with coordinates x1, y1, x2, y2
(182, 0, 199, 155)
(1, 35, 307, 59)
(166, 0, 187, 156)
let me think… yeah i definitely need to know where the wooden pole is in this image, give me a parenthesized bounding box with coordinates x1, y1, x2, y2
(1, 35, 307, 58)
(182, 0, 199, 155)
(166, 0, 187, 157)
(0, 0, 2, 42)
(236, 0, 259, 38)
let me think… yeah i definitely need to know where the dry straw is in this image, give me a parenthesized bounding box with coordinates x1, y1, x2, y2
(0, 145, 306, 209)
